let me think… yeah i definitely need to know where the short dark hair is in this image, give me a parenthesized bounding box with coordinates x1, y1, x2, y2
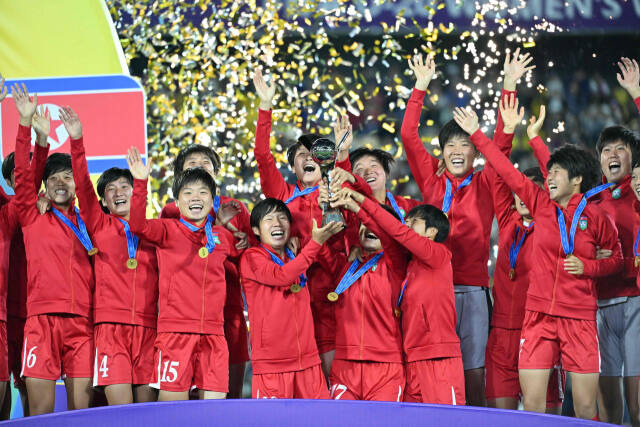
(173, 144, 221, 175)
(438, 119, 472, 150)
(349, 147, 395, 175)
(406, 204, 450, 243)
(172, 167, 216, 199)
(547, 145, 602, 194)
(523, 167, 544, 185)
(596, 125, 638, 155)
(250, 198, 292, 231)
(43, 153, 72, 184)
(286, 133, 321, 167)
(96, 168, 134, 199)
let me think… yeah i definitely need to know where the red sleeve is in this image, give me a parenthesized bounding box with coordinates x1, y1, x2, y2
(31, 142, 49, 190)
(355, 202, 407, 271)
(348, 174, 374, 198)
(13, 125, 38, 226)
(400, 88, 439, 194)
(160, 202, 179, 219)
(360, 197, 450, 268)
(240, 240, 322, 287)
(529, 136, 551, 179)
(469, 129, 549, 218)
(492, 175, 516, 230)
(335, 158, 351, 172)
(254, 109, 291, 200)
(129, 178, 168, 245)
(70, 137, 106, 234)
(0, 187, 9, 206)
(635, 96, 640, 114)
(582, 211, 623, 277)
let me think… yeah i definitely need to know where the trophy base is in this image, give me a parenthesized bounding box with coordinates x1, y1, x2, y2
(322, 209, 346, 227)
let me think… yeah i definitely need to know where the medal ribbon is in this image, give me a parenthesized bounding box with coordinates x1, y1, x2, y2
(386, 191, 405, 224)
(442, 173, 474, 214)
(213, 195, 220, 215)
(332, 252, 384, 296)
(260, 245, 307, 288)
(117, 217, 140, 260)
(396, 279, 408, 308)
(509, 222, 533, 270)
(556, 183, 614, 256)
(179, 215, 217, 253)
(285, 185, 318, 205)
(51, 206, 96, 252)
(634, 226, 640, 258)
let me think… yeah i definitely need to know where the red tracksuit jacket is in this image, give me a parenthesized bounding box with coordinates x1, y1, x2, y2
(470, 129, 623, 320)
(129, 178, 239, 334)
(529, 134, 639, 300)
(400, 88, 514, 287)
(0, 202, 20, 322)
(2, 142, 49, 320)
(70, 137, 159, 328)
(240, 241, 323, 374)
(331, 207, 406, 363)
(14, 124, 95, 318)
(359, 198, 460, 362)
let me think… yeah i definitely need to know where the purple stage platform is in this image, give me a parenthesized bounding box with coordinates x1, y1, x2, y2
(4, 399, 608, 426)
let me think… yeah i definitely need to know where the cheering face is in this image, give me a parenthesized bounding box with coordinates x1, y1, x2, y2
(600, 141, 631, 184)
(546, 164, 580, 204)
(102, 177, 133, 217)
(292, 146, 321, 186)
(631, 166, 640, 201)
(252, 210, 291, 250)
(184, 152, 216, 178)
(442, 136, 477, 177)
(352, 155, 387, 194)
(176, 180, 214, 223)
(46, 170, 76, 207)
(358, 224, 382, 253)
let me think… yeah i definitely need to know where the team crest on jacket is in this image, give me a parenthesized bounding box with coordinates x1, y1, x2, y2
(212, 233, 221, 245)
(578, 216, 588, 231)
(612, 188, 621, 199)
(400, 209, 406, 218)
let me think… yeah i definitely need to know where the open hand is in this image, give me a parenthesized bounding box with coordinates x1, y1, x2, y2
(452, 107, 480, 135)
(334, 114, 353, 162)
(0, 75, 7, 103)
(499, 94, 524, 133)
(233, 231, 249, 250)
(216, 201, 241, 227)
(253, 68, 277, 110)
(311, 219, 344, 245)
(617, 57, 640, 99)
(126, 147, 152, 180)
(59, 106, 82, 140)
(329, 167, 356, 193)
(503, 47, 535, 91)
(32, 105, 51, 147)
(408, 53, 436, 91)
(526, 105, 546, 140)
(287, 236, 300, 255)
(11, 83, 37, 125)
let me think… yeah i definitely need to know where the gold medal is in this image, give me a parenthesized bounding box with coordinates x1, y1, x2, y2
(290, 284, 301, 293)
(635, 256, 639, 268)
(327, 292, 339, 302)
(508, 268, 515, 281)
(198, 247, 209, 258)
(394, 307, 401, 318)
(88, 248, 98, 256)
(126, 258, 138, 270)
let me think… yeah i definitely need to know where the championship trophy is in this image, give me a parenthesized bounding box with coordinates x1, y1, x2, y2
(310, 130, 350, 227)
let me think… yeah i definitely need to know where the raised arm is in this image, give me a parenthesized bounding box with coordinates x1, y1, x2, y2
(60, 107, 105, 234)
(126, 147, 167, 245)
(401, 54, 439, 190)
(30, 106, 50, 189)
(360, 197, 451, 268)
(252, 69, 291, 200)
(454, 107, 547, 217)
(526, 105, 550, 178)
(11, 84, 39, 226)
